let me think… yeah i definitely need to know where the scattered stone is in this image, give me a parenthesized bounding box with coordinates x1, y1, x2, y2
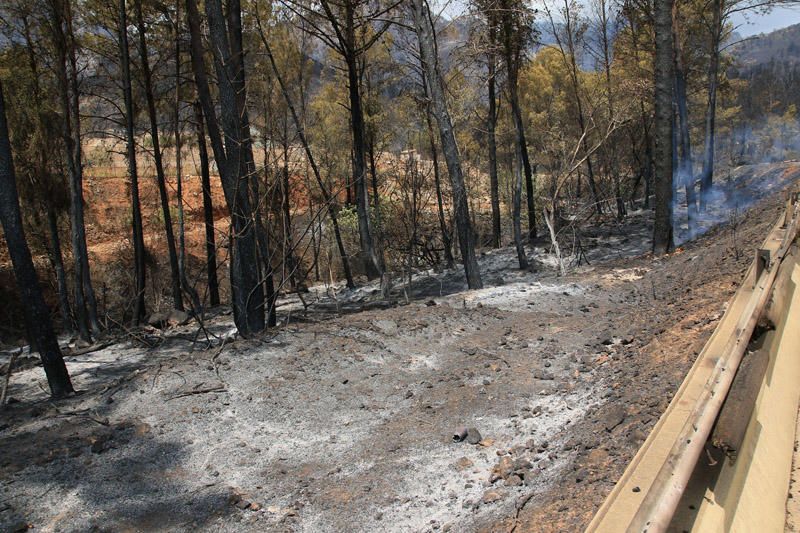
(465, 428, 482, 445)
(89, 433, 113, 454)
(481, 489, 507, 504)
(167, 309, 191, 327)
(454, 457, 474, 471)
(603, 405, 627, 431)
(490, 457, 514, 483)
(453, 427, 468, 442)
(506, 474, 523, 487)
(374, 320, 398, 336)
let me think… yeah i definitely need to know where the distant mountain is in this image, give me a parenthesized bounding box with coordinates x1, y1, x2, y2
(729, 23, 800, 69)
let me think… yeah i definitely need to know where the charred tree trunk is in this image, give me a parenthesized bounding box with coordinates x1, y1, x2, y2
(187, 0, 264, 335)
(0, 80, 74, 398)
(486, 28, 501, 248)
(412, 0, 482, 289)
(118, 0, 146, 325)
(46, 206, 74, 334)
(193, 102, 220, 307)
(345, 50, 382, 279)
(653, 0, 675, 254)
(421, 72, 454, 269)
(699, 0, 721, 210)
(673, 18, 698, 238)
(507, 76, 536, 243)
(134, 0, 183, 312)
(48, 0, 100, 340)
(20, 17, 75, 335)
(511, 140, 528, 269)
(173, 5, 201, 314)
(367, 129, 386, 273)
(280, 110, 300, 290)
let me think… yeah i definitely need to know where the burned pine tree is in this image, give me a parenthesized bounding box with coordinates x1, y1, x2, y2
(652, 0, 675, 254)
(46, 0, 102, 340)
(133, 0, 184, 312)
(410, 0, 482, 289)
(253, 11, 356, 289)
(0, 79, 74, 398)
(117, 0, 147, 325)
(186, 0, 267, 335)
(282, 0, 392, 280)
(193, 102, 221, 307)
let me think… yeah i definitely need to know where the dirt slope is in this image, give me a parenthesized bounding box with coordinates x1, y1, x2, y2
(0, 163, 797, 533)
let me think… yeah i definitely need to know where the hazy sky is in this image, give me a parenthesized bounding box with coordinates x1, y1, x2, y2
(437, 0, 800, 38)
(730, 5, 800, 36)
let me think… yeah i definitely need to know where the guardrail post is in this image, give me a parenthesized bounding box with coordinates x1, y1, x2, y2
(755, 249, 771, 287)
(785, 192, 799, 228)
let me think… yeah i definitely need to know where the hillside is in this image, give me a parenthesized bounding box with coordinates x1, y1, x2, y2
(1, 162, 797, 532)
(729, 22, 800, 70)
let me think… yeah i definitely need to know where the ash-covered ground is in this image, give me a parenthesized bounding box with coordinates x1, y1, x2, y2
(1, 162, 797, 532)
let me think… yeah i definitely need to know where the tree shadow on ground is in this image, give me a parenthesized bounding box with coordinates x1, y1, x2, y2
(0, 419, 233, 531)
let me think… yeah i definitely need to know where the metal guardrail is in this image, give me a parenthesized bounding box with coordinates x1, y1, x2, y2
(587, 191, 800, 533)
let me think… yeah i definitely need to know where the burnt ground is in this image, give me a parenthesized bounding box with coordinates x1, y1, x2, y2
(1, 163, 798, 533)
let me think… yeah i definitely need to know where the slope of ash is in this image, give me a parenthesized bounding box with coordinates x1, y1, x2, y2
(0, 163, 797, 532)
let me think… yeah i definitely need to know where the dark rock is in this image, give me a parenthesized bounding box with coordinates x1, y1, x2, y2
(167, 309, 191, 326)
(235, 499, 252, 510)
(466, 428, 482, 445)
(506, 474, 523, 486)
(453, 427, 468, 442)
(603, 405, 626, 431)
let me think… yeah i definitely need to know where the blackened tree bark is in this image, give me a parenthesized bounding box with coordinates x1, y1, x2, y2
(118, 0, 147, 325)
(673, 8, 698, 238)
(653, 0, 675, 254)
(193, 102, 220, 307)
(172, 2, 202, 314)
(133, 0, 183, 312)
(187, 0, 265, 335)
(46, 206, 74, 334)
(47, 0, 101, 340)
(420, 72, 455, 268)
(0, 80, 74, 398)
(19, 18, 74, 334)
(699, 0, 722, 210)
(342, 15, 382, 280)
(487, 45, 501, 248)
(498, 0, 536, 240)
(412, 0, 482, 289)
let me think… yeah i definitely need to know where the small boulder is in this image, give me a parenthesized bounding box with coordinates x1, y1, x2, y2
(465, 428, 482, 445)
